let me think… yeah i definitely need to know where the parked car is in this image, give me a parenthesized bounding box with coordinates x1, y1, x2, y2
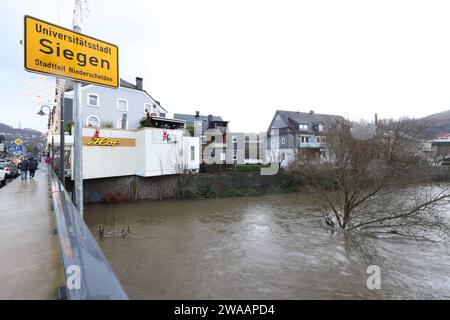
(4, 162, 18, 178)
(0, 159, 19, 177)
(0, 164, 7, 187)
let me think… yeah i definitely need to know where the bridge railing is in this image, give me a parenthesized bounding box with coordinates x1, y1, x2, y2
(49, 169, 128, 300)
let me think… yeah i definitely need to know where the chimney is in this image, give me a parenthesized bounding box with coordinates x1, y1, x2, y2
(208, 114, 213, 125)
(309, 110, 314, 115)
(195, 111, 200, 118)
(135, 77, 143, 90)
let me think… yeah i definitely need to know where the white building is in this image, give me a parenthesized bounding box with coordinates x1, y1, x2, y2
(47, 77, 200, 179)
(49, 127, 199, 179)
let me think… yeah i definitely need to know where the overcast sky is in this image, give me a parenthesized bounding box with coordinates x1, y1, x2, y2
(2, 0, 450, 133)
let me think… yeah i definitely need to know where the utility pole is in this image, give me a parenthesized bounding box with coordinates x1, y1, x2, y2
(58, 79, 66, 188)
(72, 42, 84, 217)
(72, 1, 85, 216)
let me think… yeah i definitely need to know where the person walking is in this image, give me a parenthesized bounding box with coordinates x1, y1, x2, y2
(28, 158, 38, 179)
(19, 157, 29, 181)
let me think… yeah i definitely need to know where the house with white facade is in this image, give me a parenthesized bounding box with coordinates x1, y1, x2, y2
(47, 77, 200, 179)
(63, 77, 168, 130)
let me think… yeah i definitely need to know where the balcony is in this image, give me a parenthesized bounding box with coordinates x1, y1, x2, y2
(299, 141, 322, 148)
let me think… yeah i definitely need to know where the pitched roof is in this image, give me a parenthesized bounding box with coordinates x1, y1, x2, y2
(63, 78, 167, 112)
(174, 113, 223, 123)
(273, 110, 344, 134)
(174, 113, 225, 133)
(119, 78, 138, 89)
(65, 78, 138, 91)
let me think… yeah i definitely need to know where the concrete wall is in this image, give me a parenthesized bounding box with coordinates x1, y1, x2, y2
(81, 127, 136, 179)
(135, 128, 199, 177)
(83, 172, 294, 202)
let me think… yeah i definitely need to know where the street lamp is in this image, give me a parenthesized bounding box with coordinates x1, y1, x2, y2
(37, 98, 66, 188)
(37, 104, 55, 165)
(37, 105, 54, 128)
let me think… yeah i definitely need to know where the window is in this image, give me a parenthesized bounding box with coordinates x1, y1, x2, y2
(318, 124, 324, 132)
(87, 94, 99, 107)
(281, 153, 285, 161)
(299, 124, 308, 131)
(317, 136, 320, 143)
(281, 137, 286, 144)
(117, 118, 128, 129)
(116, 98, 128, 111)
(144, 103, 152, 114)
(190, 146, 195, 161)
(86, 115, 100, 128)
(232, 136, 237, 143)
(159, 113, 166, 118)
(233, 151, 237, 161)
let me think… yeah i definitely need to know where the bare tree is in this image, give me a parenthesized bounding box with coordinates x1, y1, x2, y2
(291, 117, 450, 241)
(169, 138, 191, 199)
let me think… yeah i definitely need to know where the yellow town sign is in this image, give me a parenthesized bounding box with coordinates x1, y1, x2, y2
(24, 15, 119, 88)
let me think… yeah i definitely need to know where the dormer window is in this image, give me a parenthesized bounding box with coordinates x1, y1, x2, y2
(87, 94, 99, 107)
(318, 124, 324, 132)
(299, 124, 308, 131)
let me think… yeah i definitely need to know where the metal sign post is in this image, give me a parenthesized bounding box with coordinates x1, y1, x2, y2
(73, 25, 83, 216)
(59, 79, 66, 188)
(23, 13, 119, 218)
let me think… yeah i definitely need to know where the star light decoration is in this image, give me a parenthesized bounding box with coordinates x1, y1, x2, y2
(24, 0, 90, 136)
(23, 76, 56, 107)
(72, 0, 90, 28)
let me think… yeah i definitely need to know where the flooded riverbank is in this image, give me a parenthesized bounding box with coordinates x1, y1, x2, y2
(85, 192, 450, 299)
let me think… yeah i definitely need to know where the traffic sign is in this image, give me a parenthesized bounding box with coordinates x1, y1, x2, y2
(23, 15, 119, 88)
(14, 139, 23, 145)
(7, 145, 23, 153)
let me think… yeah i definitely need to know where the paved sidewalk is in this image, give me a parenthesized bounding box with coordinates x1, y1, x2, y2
(0, 164, 63, 299)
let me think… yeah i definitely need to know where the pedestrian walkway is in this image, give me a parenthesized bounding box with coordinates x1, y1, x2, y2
(0, 164, 63, 299)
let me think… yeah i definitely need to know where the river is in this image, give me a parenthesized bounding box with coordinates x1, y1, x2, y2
(85, 192, 450, 299)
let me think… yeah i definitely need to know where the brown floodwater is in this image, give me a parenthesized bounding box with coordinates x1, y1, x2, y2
(84, 192, 450, 299)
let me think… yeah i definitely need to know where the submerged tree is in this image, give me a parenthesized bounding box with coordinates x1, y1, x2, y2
(291, 117, 450, 241)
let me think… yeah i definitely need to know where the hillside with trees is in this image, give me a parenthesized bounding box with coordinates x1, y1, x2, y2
(419, 109, 450, 138)
(0, 122, 46, 155)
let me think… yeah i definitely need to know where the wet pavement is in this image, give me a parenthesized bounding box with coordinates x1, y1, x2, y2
(0, 165, 63, 299)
